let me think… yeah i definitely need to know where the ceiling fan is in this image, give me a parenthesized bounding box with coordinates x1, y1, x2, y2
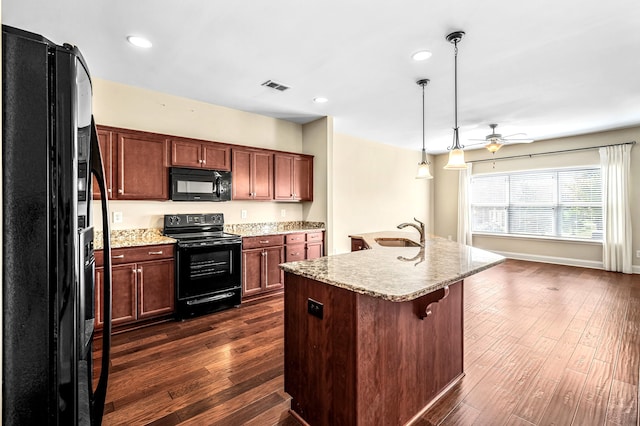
(469, 123, 534, 153)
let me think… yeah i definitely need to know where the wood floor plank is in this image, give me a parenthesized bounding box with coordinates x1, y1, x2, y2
(538, 369, 587, 425)
(573, 359, 615, 426)
(605, 379, 638, 425)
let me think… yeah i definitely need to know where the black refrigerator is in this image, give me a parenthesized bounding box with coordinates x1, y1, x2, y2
(2, 25, 113, 425)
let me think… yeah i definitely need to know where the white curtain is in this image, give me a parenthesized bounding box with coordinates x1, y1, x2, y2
(599, 144, 633, 273)
(457, 163, 473, 245)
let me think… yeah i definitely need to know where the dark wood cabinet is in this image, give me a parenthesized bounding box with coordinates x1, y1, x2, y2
(92, 128, 114, 200)
(93, 126, 169, 200)
(232, 149, 274, 200)
(242, 235, 284, 299)
(351, 237, 367, 252)
(305, 231, 324, 259)
(170, 138, 231, 171)
(95, 244, 175, 330)
(116, 131, 169, 200)
(285, 231, 323, 261)
(274, 154, 313, 201)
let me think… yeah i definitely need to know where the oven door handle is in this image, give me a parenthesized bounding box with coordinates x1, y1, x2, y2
(186, 292, 237, 306)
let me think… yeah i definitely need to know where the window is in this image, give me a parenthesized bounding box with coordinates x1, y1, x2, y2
(470, 167, 602, 241)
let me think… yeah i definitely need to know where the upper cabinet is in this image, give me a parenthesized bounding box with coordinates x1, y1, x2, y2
(92, 128, 113, 200)
(94, 126, 169, 200)
(170, 138, 231, 171)
(92, 125, 313, 203)
(232, 148, 274, 200)
(274, 153, 313, 201)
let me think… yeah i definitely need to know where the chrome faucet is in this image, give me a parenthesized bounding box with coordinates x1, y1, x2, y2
(397, 217, 425, 246)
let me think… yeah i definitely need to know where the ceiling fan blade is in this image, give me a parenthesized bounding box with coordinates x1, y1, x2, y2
(502, 133, 527, 138)
(468, 138, 489, 141)
(504, 138, 534, 144)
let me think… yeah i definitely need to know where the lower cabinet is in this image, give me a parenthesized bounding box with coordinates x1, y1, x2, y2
(242, 235, 285, 299)
(95, 244, 175, 330)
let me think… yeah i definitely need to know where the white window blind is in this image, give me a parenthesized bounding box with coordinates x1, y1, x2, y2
(470, 167, 602, 240)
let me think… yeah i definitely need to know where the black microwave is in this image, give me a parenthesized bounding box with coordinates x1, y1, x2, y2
(170, 167, 232, 201)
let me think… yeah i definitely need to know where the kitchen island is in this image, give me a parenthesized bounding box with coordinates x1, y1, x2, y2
(280, 232, 505, 425)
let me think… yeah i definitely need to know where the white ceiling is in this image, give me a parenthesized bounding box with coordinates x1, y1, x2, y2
(4, 0, 640, 153)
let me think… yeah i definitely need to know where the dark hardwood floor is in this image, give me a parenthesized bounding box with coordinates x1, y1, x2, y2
(94, 260, 640, 425)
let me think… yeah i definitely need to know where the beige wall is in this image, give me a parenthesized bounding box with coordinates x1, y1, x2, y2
(433, 126, 640, 271)
(92, 78, 308, 230)
(331, 133, 431, 254)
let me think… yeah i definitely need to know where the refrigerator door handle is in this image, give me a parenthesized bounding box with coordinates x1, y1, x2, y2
(89, 116, 112, 425)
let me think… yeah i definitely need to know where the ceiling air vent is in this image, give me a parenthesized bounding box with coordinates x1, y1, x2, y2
(261, 80, 290, 92)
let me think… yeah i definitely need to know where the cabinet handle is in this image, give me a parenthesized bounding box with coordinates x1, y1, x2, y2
(137, 268, 143, 274)
(107, 188, 112, 193)
(262, 251, 267, 257)
(259, 240, 269, 244)
(148, 251, 163, 255)
(118, 188, 123, 194)
(112, 254, 125, 259)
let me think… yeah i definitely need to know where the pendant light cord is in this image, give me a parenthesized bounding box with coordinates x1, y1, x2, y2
(454, 41, 458, 134)
(422, 82, 426, 161)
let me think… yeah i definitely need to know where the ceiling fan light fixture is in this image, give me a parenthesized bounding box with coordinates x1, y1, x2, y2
(485, 141, 502, 153)
(415, 79, 433, 179)
(444, 31, 467, 170)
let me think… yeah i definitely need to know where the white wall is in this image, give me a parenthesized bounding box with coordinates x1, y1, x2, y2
(331, 133, 431, 254)
(433, 126, 640, 271)
(92, 78, 308, 230)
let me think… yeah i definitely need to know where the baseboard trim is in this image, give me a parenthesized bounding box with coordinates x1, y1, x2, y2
(491, 250, 640, 274)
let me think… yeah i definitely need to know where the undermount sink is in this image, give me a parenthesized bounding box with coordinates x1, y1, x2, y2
(374, 238, 422, 247)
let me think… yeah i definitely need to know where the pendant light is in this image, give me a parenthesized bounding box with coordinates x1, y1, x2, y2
(444, 31, 468, 170)
(416, 79, 433, 179)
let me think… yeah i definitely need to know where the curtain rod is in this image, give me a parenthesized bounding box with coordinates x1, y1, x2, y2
(468, 140, 636, 164)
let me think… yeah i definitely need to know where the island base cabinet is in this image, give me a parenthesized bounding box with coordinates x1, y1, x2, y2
(284, 273, 464, 426)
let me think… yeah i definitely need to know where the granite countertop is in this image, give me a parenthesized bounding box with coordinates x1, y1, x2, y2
(94, 228, 176, 250)
(227, 221, 325, 237)
(280, 231, 505, 302)
(93, 221, 326, 249)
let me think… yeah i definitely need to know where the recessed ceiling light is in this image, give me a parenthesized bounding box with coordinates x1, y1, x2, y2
(127, 35, 152, 48)
(313, 97, 328, 103)
(412, 50, 432, 61)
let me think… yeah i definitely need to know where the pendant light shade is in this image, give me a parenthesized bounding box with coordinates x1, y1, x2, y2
(415, 79, 433, 179)
(444, 31, 468, 170)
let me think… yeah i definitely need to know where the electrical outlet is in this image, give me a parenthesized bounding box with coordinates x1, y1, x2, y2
(636, 250, 640, 259)
(241, 209, 247, 219)
(281, 209, 286, 218)
(112, 211, 123, 224)
(307, 298, 323, 319)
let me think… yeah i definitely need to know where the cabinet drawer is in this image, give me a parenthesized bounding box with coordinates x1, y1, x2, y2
(285, 244, 306, 262)
(96, 244, 175, 267)
(306, 232, 323, 242)
(285, 233, 306, 244)
(242, 235, 284, 249)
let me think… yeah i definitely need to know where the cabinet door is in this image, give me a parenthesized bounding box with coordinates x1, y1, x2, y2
(242, 249, 264, 297)
(274, 154, 294, 200)
(252, 151, 274, 200)
(137, 259, 175, 319)
(98, 264, 138, 327)
(92, 128, 113, 200)
(202, 143, 231, 171)
(306, 243, 323, 260)
(232, 150, 253, 200)
(116, 132, 169, 199)
(264, 246, 284, 291)
(293, 156, 312, 201)
(171, 140, 202, 168)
